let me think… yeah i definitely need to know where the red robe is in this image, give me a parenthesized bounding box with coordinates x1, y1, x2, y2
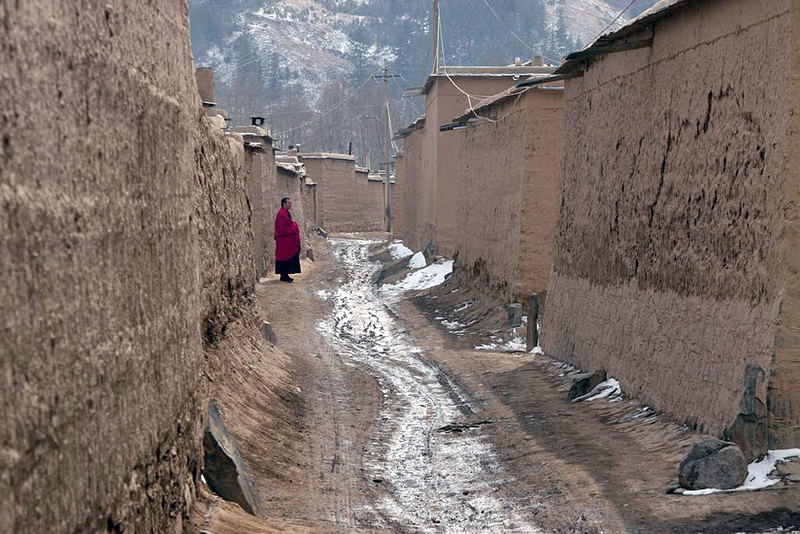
(274, 207, 301, 261)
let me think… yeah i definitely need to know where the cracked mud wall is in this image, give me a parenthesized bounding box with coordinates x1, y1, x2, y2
(543, 0, 800, 444)
(363, 172, 386, 232)
(400, 76, 544, 256)
(1, 1, 263, 532)
(238, 129, 277, 277)
(301, 155, 383, 232)
(392, 152, 406, 240)
(399, 123, 436, 253)
(455, 88, 563, 300)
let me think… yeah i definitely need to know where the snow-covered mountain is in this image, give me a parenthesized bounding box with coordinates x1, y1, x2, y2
(189, 0, 656, 158)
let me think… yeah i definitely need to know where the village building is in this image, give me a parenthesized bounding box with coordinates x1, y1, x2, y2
(231, 125, 277, 276)
(300, 153, 386, 232)
(441, 82, 564, 301)
(533, 0, 800, 451)
(394, 64, 556, 256)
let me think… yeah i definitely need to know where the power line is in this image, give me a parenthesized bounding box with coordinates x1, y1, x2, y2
(273, 75, 373, 136)
(583, 0, 638, 49)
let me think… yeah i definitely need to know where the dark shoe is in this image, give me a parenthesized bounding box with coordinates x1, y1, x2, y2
(286, 275, 294, 283)
(279, 274, 292, 283)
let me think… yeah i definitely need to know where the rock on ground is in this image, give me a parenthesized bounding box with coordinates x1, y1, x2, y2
(568, 369, 607, 401)
(678, 436, 748, 490)
(203, 399, 265, 516)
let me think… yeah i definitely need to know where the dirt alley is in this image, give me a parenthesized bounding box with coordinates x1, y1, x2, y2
(198, 235, 800, 533)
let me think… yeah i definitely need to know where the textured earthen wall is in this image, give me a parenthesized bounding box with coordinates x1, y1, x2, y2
(239, 132, 276, 277)
(392, 152, 406, 240)
(400, 123, 436, 252)
(301, 182, 318, 237)
(0, 2, 261, 532)
(455, 88, 563, 299)
(366, 177, 388, 231)
(400, 76, 542, 255)
(301, 155, 382, 232)
(433, 76, 530, 256)
(543, 0, 800, 442)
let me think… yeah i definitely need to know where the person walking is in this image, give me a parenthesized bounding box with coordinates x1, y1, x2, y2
(274, 197, 301, 282)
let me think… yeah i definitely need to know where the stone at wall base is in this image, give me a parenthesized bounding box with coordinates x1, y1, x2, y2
(678, 436, 748, 490)
(260, 320, 277, 345)
(724, 399, 767, 463)
(508, 303, 523, 328)
(526, 294, 540, 352)
(203, 399, 265, 517)
(306, 248, 315, 262)
(567, 369, 607, 401)
(316, 227, 328, 238)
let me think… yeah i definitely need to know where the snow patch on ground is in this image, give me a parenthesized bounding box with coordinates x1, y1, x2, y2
(387, 241, 413, 259)
(407, 251, 426, 269)
(585, 379, 622, 401)
(684, 449, 800, 496)
(476, 336, 527, 353)
(384, 260, 453, 292)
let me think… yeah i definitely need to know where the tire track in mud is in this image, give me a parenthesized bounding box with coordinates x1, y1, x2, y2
(318, 238, 540, 533)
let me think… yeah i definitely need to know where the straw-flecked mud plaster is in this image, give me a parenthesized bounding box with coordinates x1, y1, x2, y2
(543, 0, 800, 444)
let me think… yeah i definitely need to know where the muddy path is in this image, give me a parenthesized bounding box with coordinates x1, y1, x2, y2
(203, 235, 800, 534)
(318, 237, 539, 532)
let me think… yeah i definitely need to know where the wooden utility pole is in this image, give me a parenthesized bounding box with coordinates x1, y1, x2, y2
(372, 66, 399, 232)
(432, 0, 440, 74)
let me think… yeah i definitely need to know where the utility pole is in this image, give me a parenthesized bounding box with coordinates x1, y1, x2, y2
(372, 66, 399, 233)
(432, 0, 440, 74)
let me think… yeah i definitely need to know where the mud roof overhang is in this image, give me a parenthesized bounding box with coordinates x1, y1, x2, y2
(394, 115, 426, 140)
(298, 152, 356, 161)
(516, 0, 694, 88)
(421, 65, 557, 94)
(443, 82, 563, 129)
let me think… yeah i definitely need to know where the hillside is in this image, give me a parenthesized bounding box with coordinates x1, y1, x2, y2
(189, 0, 657, 160)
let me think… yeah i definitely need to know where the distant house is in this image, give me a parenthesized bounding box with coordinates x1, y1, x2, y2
(441, 81, 564, 301)
(395, 64, 556, 256)
(299, 154, 385, 232)
(538, 0, 800, 450)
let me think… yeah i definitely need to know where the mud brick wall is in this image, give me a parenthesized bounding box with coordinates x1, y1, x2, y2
(542, 0, 800, 444)
(0, 2, 259, 532)
(194, 124, 257, 344)
(399, 124, 435, 252)
(301, 181, 318, 237)
(391, 152, 406, 240)
(301, 154, 382, 233)
(365, 175, 387, 232)
(238, 131, 277, 276)
(455, 88, 563, 299)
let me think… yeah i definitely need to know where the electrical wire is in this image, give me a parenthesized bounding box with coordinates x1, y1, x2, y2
(273, 75, 374, 136)
(583, 0, 638, 49)
(438, 4, 529, 124)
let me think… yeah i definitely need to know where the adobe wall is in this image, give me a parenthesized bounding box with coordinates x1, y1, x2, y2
(391, 152, 406, 240)
(432, 76, 534, 256)
(542, 0, 800, 443)
(1, 1, 260, 531)
(238, 129, 277, 276)
(454, 87, 563, 300)
(302, 181, 318, 238)
(366, 175, 388, 232)
(301, 154, 382, 233)
(400, 122, 436, 252)
(399, 75, 542, 255)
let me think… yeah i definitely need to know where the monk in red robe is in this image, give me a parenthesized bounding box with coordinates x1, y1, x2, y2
(274, 197, 301, 282)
